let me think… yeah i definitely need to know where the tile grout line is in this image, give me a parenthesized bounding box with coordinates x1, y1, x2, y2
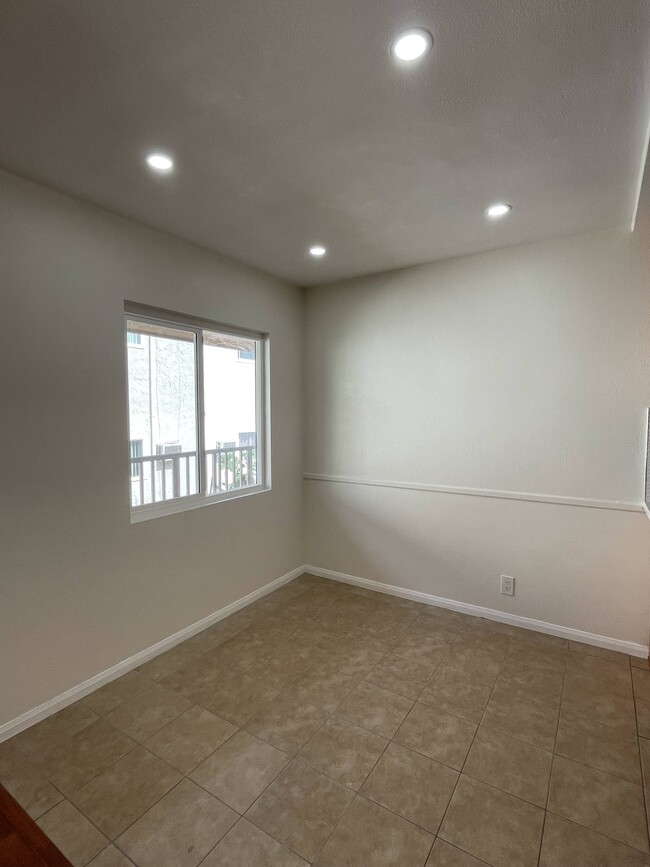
(238, 598, 442, 862)
(535, 639, 569, 867)
(211, 585, 389, 863)
(630, 662, 650, 854)
(431, 626, 511, 862)
(304, 605, 442, 864)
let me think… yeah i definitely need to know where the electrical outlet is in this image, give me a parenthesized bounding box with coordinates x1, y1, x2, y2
(500, 575, 515, 596)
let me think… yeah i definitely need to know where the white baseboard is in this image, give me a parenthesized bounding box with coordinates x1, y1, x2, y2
(4, 561, 647, 743)
(0, 565, 304, 744)
(305, 564, 649, 659)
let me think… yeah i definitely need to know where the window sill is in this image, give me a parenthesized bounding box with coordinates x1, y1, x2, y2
(130, 484, 271, 524)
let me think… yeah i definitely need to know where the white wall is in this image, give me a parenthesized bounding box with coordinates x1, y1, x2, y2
(304, 223, 650, 645)
(0, 170, 304, 727)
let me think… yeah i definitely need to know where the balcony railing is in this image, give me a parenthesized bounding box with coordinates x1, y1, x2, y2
(206, 446, 257, 495)
(130, 446, 257, 507)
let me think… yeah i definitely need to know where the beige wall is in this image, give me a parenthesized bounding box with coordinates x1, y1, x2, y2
(0, 170, 304, 726)
(304, 224, 650, 645)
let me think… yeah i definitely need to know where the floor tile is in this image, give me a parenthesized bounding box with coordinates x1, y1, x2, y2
(310, 607, 365, 635)
(632, 657, 650, 671)
(392, 633, 449, 666)
(190, 730, 288, 813)
(426, 838, 488, 866)
(245, 694, 329, 755)
(361, 741, 458, 834)
(297, 715, 387, 790)
(337, 681, 413, 738)
(463, 727, 552, 807)
(365, 653, 435, 700)
(116, 778, 237, 867)
(419, 666, 492, 723)
(283, 669, 359, 714)
(394, 702, 476, 770)
(562, 678, 637, 731)
(201, 818, 309, 866)
(37, 800, 108, 866)
(343, 628, 394, 654)
(318, 646, 386, 679)
(515, 632, 568, 654)
(640, 738, 650, 785)
(569, 641, 631, 667)
(207, 634, 266, 671)
(202, 671, 279, 726)
(314, 794, 434, 867)
(246, 760, 354, 861)
(496, 660, 563, 707)
(157, 658, 225, 704)
(179, 619, 242, 655)
(17, 582, 650, 867)
(481, 689, 559, 750)
(245, 649, 314, 690)
(70, 746, 181, 839)
(82, 672, 153, 716)
(3, 762, 64, 819)
(539, 812, 650, 866)
(555, 710, 641, 783)
(35, 719, 138, 797)
(0, 740, 27, 779)
(10, 703, 100, 760)
(565, 651, 633, 686)
(506, 642, 567, 675)
(144, 705, 236, 774)
(409, 621, 460, 646)
(103, 684, 192, 743)
(439, 775, 544, 867)
(634, 669, 650, 702)
(88, 845, 136, 866)
(638, 699, 650, 738)
(136, 645, 201, 681)
(441, 645, 502, 686)
(547, 754, 648, 852)
(451, 636, 508, 663)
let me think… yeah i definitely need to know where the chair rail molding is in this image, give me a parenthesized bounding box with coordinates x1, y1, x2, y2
(304, 472, 643, 513)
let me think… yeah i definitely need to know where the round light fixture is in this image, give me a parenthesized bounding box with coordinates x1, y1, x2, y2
(309, 245, 327, 258)
(145, 152, 174, 172)
(391, 28, 433, 62)
(486, 203, 512, 218)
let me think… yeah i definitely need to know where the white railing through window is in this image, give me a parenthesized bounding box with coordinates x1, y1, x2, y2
(205, 446, 257, 495)
(130, 446, 257, 507)
(130, 451, 198, 507)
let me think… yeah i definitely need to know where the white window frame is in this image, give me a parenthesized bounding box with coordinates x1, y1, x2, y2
(125, 306, 270, 523)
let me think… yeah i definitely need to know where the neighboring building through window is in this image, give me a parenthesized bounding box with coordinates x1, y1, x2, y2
(125, 310, 267, 521)
(239, 431, 256, 447)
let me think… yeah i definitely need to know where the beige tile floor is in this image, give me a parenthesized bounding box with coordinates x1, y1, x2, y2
(3, 573, 650, 866)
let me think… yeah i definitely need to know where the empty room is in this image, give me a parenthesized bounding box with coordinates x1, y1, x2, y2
(2, 2, 650, 866)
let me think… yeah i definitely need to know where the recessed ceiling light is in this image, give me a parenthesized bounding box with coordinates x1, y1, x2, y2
(486, 203, 512, 218)
(309, 245, 327, 258)
(391, 28, 433, 62)
(145, 152, 174, 172)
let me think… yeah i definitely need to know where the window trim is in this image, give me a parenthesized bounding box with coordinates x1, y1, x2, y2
(125, 307, 270, 523)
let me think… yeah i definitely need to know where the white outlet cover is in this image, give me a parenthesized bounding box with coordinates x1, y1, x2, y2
(500, 575, 515, 596)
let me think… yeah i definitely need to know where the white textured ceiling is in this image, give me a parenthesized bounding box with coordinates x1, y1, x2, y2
(1, 0, 649, 286)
